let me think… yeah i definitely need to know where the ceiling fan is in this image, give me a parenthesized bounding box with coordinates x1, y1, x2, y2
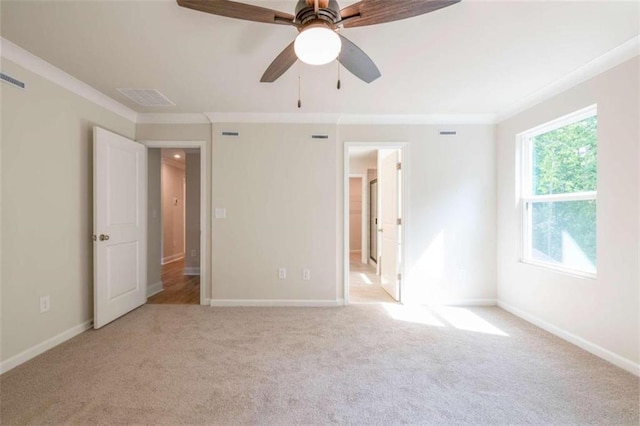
(177, 0, 461, 84)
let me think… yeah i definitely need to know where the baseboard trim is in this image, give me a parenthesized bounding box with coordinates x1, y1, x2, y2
(210, 299, 344, 307)
(0, 320, 93, 375)
(498, 300, 640, 377)
(146, 281, 164, 298)
(184, 267, 200, 276)
(161, 253, 184, 265)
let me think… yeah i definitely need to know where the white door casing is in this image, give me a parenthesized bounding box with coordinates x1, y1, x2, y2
(343, 142, 407, 305)
(379, 149, 401, 301)
(93, 127, 147, 329)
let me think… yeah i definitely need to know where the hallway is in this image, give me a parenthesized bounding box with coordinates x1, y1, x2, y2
(349, 252, 395, 304)
(147, 259, 200, 305)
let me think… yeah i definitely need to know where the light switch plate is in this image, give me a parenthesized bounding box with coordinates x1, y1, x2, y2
(214, 208, 226, 219)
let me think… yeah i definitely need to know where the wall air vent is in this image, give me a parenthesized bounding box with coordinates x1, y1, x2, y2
(0, 72, 25, 89)
(439, 131, 457, 136)
(311, 135, 329, 139)
(117, 88, 174, 107)
(221, 131, 239, 136)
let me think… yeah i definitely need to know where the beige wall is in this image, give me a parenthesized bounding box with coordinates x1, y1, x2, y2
(185, 152, 201, 273)
(147, 149, 162, 287)
(496, 57, 639, 368)
(340, 124, 497, 304)
(207, 122, 495, 304)
(161, 162, 185, 262)
(349, 153, 377, 174)
(136, 123, 211, 300)
(0, 60, 135, 363)
(212, 123, 339, 301)
(349, 178, 362, 252)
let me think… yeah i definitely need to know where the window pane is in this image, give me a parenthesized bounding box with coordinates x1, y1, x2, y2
(530, 200, 596, 273)
(532, 115, 597, 195)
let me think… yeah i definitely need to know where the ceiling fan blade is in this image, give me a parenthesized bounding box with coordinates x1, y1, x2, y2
(177, 0, 295, 26)
(340, 0, 461, 28)
(338, 35, 381, 84)
(261, 41, 297, 82)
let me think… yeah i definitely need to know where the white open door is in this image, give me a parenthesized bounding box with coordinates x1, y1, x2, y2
(93, 127, 147, 329)
(379, 149, 401, 301)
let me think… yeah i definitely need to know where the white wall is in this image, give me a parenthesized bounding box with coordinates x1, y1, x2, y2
(161, 161, 185, 263)
(211, 123, 339, 302)
(349, 152, 377, 174)
(496, 57, 639, 371)
(339, 124, 497, 305)
(0, 60, 135, 364)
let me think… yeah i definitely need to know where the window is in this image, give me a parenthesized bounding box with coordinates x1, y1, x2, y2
(521, 105, 597, 276)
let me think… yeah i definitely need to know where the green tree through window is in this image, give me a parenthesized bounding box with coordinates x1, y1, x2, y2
(523, 109, 597, 274)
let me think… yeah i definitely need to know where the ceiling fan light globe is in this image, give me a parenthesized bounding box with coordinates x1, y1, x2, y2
(294, 26, 342, 66)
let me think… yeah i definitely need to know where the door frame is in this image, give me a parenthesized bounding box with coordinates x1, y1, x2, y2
(139, 140, 209, 306)
(343, 141, 408, 305)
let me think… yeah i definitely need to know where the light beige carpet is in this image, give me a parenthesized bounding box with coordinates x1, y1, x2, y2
(1, 304, 638, 425)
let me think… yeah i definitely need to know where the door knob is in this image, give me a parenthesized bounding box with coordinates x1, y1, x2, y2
(99, 234, 110, 241)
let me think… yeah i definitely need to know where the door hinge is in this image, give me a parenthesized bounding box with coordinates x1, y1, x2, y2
(396, 162, 402, 170)
(397, 273, 402, 281)
(397, 218, 402, 226)
(91, 235, 97, 242)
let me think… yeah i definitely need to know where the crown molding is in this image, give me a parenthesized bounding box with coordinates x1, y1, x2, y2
(204, 112, 495, 125)
(205, 112, 343, 124)
(495, 35, 640, 123)
(1, 37, 138, 123)
(137, 113, 210, 124)
(337, 114, 495, 125)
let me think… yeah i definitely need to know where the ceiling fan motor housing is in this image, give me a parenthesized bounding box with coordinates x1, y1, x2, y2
(295, 0, 341, 27)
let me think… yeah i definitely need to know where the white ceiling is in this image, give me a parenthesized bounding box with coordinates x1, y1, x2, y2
(2, 0, 638, 116)
(161, 148, 185, 163)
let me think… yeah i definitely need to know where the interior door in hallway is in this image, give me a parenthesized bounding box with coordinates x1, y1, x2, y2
(93, 127, 147, 329)
(379, 149, 401, 301)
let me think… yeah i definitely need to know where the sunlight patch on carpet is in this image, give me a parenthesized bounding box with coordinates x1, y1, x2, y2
(382, 303, 445, 327)
(383, 304, 509, 336)
(434, 306, 509, 337)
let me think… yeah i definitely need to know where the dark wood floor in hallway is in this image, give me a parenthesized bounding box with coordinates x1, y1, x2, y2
(147, 259, 200, 305)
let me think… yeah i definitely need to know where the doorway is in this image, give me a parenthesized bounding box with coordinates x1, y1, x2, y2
(344, 143, 407, 305)
(140, 140, 209, 305)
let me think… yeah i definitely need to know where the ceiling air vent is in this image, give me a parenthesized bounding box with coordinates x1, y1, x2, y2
(117, 88, 174, 107)
(439, 131, 457, 136)
(1, 72, 25, 89)
(311, 135, 329, 139)
(221, 131, 239, 136)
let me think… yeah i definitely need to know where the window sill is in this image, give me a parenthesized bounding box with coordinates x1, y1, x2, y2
(519, 259, 597, 280)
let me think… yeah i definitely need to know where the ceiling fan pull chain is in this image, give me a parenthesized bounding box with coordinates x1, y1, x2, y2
(298, 61, 302, 108)
(337, 58, 341, 90)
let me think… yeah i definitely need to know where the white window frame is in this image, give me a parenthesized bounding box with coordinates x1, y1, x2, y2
(520, 104, 597, 278)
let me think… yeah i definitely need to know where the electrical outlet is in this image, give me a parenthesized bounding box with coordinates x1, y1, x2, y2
(40, 296, 50, 313)
(278, 268, 286, 279)
(191, 249, 197, 257)
(302, 269, 311, 281)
